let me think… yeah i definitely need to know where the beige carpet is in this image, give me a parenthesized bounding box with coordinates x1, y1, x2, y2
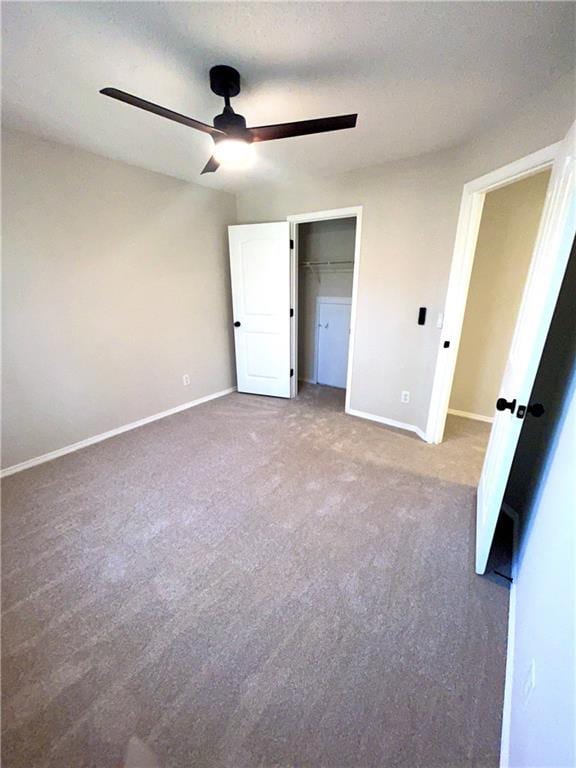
(2, 385, 508, 768)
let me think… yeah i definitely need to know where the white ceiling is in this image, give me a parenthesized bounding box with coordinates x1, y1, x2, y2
(3, 2, 575, 191)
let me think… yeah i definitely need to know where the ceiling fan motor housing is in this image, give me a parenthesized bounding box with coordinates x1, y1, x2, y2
(213, 107, 248, 138)
(209, 65, 241, 99)
(209, 65, 249, 139)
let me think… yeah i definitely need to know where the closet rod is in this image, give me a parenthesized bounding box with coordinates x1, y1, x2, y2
(301, 260, 354, 266)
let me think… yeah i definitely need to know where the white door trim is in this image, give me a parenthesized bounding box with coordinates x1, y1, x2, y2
(289, 227, 298, 396)
(314, 296, 352, 385)
(425, 143, 560, 444)
(288, 206, 362, 412)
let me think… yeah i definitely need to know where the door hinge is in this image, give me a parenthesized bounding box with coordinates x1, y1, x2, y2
(290, 239, 294, 249)
(290, 308, 294, 317)
(290, 368, 294, 377)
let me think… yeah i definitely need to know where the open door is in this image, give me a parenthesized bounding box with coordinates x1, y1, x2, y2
(228, 222, 292, 398)
(476, 122, 575, 574)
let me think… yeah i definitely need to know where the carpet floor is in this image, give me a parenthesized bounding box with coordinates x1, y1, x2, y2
(2, 385, 508, 768)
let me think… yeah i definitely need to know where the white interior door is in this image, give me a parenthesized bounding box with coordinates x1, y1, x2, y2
(229, 222, 292, 398)
(476, 122, 575, 574)
(316, 298, 352, 389)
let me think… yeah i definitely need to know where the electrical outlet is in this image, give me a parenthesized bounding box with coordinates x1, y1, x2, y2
(401, 391, 410, 404)
(436, 312, 444, 329)
(523, 659, 536, 702)
(182, 374, 190, 386)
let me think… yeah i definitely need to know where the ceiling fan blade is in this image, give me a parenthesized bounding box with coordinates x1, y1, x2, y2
(248, 113, 357, 142)
(200, 156, 220, 174)
(100, 88, 225, 137)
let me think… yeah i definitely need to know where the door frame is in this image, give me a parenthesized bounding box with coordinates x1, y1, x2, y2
(425, 142, 560, 444)
(314, 296, 353, 386)
(287, 206, 363, 408)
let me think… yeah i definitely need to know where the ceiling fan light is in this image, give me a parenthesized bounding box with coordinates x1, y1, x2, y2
(212, 138, 254, 169)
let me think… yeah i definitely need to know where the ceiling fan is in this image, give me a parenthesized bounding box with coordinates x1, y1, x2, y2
(100, 65, 357, 174)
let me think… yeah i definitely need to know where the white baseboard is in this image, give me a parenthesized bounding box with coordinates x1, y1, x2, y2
(346, 407, 429, 443)
(448, 408, 494, 424)
(1, 387, 236, 478)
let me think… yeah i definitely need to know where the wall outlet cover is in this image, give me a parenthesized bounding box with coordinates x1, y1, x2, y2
(182, 374, 191, 386)
(401, 391, 410, 404)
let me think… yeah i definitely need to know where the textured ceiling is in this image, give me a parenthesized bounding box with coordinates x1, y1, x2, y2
(2, 2, 575, 190)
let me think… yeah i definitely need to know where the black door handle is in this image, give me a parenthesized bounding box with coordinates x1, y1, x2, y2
(234, 321, 241, 327)
(496, 397, 516, 413)
(517, 403, 545, 419)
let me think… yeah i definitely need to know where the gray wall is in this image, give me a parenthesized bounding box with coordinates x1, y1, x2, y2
(236, 73, 575, 432)
(450, 170, 551, 418)
(2, 128, 237, 468)
(298, 219, 356, 382)
(506, 370, 576, 768)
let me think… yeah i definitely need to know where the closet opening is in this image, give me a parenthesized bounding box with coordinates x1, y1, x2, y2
(288, 209, 361, 408)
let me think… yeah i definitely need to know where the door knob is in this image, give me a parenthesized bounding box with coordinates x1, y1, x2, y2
(234, 321, 241, 327)
(517, 403, 545, 419)
(496, 397, 516, 413)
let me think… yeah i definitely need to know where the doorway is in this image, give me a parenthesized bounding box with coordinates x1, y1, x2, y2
(288, 207, 362, 408)
(447, 169, 551, 428)
(430, 124, 574, 575)
(297, 218, 356, 391)
(426, 142, 561, 447)
(227, 207, 362, 405)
